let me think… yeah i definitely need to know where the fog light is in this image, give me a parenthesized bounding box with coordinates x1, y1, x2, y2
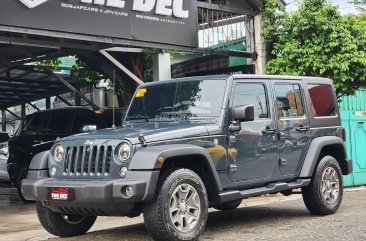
(119, 167, 128, 178)
(125, 186, 134, 197)
(50, 166, 57, 176)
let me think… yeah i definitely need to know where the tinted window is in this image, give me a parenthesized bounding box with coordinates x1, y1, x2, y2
(275, 84, 304, 118)
(22, 113, 51, 135)
(127, 79, 227, 123)
(232, 83, 269, 119)
(72, 112, 99, 133)
(308, 84, 337, 117)
(47, 111, 72, 135)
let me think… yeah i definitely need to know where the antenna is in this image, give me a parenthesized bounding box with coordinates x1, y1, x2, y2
(112, 70, 116, 129)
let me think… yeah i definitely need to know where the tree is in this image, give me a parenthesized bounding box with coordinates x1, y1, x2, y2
(263, 0, 366, 97)
(350, 0, 366, 11)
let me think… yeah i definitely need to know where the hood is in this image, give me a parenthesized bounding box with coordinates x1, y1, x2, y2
(61, 122, 217, 144)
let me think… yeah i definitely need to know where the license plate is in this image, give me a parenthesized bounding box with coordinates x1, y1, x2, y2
(47, 187, 75, 201)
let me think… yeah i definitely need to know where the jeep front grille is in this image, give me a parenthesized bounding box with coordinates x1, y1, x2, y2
(63, 145, 113, 176)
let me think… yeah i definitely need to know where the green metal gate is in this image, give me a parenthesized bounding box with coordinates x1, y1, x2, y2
(340, 90, 366, 187)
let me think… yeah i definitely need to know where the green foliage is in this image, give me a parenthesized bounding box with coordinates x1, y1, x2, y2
(70, 58, 103, 84)
(263, 0, 366, 96)
(36, 58, 62, 72)
(350, 0, 366, 11)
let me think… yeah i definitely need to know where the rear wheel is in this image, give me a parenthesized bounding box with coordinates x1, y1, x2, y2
(144, 168, 208, 241)
(302, 156, 343, 215)
(213, 199, 242, 211)
(36, 202, 96, 237)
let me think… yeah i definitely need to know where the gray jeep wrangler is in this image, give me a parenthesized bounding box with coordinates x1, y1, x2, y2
(23, 75, 352, 241)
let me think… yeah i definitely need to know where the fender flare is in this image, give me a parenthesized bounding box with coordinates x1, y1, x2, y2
(299, 136, 348, 177)
(129, 144, 223, 191)
(26, 151, 50, 179)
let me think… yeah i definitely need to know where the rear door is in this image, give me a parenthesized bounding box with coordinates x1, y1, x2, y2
(272, 81, 311, 177)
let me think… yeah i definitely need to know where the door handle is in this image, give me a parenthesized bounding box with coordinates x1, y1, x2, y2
(262, 128, 276, 135)
(296, 126, 309, 132)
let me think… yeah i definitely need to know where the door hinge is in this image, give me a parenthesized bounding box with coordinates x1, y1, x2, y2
(279, 158, 287, 166)
(229, 164, 238, 173)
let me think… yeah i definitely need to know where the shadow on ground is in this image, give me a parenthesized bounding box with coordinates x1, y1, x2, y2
(48, 204, 312, 241)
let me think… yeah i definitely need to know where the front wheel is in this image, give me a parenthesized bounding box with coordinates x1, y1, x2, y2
(302, 156, 343, 215)
(144, 168, 209, 241)
(36, 202, 97, 237)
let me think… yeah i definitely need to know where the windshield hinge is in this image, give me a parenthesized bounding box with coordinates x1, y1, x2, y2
(138, 133, 147, 147)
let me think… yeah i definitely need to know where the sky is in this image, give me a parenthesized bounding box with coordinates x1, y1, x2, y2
(286, 0, 360, 14)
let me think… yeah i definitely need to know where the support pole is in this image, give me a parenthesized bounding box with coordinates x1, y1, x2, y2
(47, 69, 99, 110)
(75, 88, 81, 106)
(21, 103, 26, 118)
(6, 109, 21, 120)
(14, 92, 40, 111)
(99, 50, 144, 85)
(1, 110, 6, 132)
(153, 53, 172, 81)
(56, 95, 73, 107)
(46, 97, 51, 109)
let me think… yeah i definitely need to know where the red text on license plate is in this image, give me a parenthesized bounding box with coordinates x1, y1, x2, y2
(47, 187, 75, 201)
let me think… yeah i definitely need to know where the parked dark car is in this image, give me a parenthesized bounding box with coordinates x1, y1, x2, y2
(0, 132, 10, 182)
(7, 107, 122, 201)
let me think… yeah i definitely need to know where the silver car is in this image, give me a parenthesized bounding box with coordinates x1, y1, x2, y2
(0, 132, 10, 182)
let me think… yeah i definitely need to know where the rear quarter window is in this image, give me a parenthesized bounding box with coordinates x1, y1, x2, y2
(308, 84, 337, 117)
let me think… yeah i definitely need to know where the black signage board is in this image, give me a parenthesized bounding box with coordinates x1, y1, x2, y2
(0, 0, 198, 48)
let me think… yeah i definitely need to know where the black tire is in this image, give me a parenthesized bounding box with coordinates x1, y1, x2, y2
(17, 165, 31, 203)
(143, 168, 209, 241)
(36, 201, 97, 237)
(302, 156, 343, 215)
(213, 199, 242, 211)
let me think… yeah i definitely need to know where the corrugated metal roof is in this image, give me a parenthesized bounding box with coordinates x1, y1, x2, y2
(0, 67, 89, 109)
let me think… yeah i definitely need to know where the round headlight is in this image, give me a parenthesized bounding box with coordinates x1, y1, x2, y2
(53, 145, 64, 162)
(117, 143, 131, 162)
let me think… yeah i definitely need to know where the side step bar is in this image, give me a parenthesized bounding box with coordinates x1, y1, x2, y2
(213, 179, 311, 204)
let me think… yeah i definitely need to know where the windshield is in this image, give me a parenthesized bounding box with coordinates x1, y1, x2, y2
(126, 79, 227, 123)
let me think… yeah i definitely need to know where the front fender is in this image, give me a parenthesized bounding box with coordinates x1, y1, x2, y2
(27, 151, 50, 179)
(129, 144, 223, 191)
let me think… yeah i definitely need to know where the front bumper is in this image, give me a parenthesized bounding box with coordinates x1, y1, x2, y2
(22, 170, 159, 216)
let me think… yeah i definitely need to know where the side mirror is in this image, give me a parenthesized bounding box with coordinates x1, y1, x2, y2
(233, 105, 255, 122)
(81, 125, 97, 133)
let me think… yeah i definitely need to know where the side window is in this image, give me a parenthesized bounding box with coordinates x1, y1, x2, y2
(232, 83, 269, 119)
(72, 112, 99, 134)
(22, 113, 51, 135)
(47, 111, 72, 135)
(308, 84, 337, 117)
(275, 84, 304, 118)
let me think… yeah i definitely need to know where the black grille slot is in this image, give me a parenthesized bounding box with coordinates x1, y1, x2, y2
(63, 145, 113, 177)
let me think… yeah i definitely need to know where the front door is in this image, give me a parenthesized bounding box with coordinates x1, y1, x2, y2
(228, 81, 278, 183)
(273, 82, 311, 177)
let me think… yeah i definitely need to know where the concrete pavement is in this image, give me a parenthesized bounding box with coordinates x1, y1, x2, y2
(0, 187, 365, 241)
